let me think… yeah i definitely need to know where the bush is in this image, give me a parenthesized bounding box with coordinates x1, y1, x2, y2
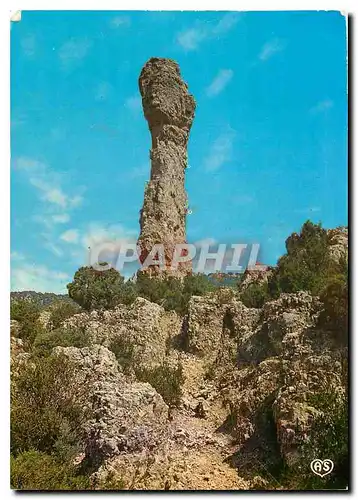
(136, 273, 215, 315)
(109, 336, 135, 374)
(10, 299, 42, 345)
(11, 353, 88, 457)
(11, 450, 90, 490)
(33, 326, 90, 356)
(120, 279, 138, 305)
(252, 390, 349, 491)
(49, 300, 82, 330)
(268, 220, 330, 297)
(241, 282, 270, 308)
(289, 390, 348, 490)
(97, 471, 126, 490)
(67, 266, 126, 311)
(136, 361, 184, 407)
(319, 257, 348, 345)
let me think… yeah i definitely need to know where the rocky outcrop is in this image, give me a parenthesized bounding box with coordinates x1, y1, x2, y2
(239, 266, 275, 292)
(64, 297, 181, 370)
(53, 344, 251, 490)
(327, 226, 348, 265)
(53, 345, 169, 464)
(186, 290, 259, 361)
(10, 319, 20, 337)
(137, 58, 196, 276)
(212, 291, 347, 466)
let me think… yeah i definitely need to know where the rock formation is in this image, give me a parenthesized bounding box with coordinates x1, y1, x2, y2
(53, 345, 169, 464)
(64, 297, 182, 370)
(137, 58, 196, 276)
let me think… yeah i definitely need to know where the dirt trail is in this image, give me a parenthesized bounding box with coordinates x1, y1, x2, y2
(104, 354, 250, 490)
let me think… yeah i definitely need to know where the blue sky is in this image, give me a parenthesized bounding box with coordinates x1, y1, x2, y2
(11, 10, 347, 292)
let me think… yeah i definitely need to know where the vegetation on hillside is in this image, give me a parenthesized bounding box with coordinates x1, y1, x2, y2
(10, 220, 348, 490)
(240, 221, 348, 343)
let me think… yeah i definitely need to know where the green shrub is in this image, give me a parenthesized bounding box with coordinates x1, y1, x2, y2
(67, 266, 126, 311)
(109, 336, 135, 374)
(10, 450, 90, 490)
(33, 326, 90, 356)
(319, 257, 348, 345)
(249, 389, 349, 491)
(241, 282, 270, 308)
(136, 361, 184, 407)
(11, 353, 88, 457)
(97, 471, 126, 490)
(49, 300, 81, 330)
(10, 299, 42, 345)
(136, 273, 215, 315)
(120, 279, 138, 305)
(135, 273, 181, 308)
(288, 390, 349, 490)
(268, 220, 330, 298)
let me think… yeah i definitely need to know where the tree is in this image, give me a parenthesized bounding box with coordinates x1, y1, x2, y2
(49, 300, 82, 330)
(10, 299, 42, 345)
(135, 272, 215, 315)
(11, 353, 88, 457)
(319, 256, 348, 345)
(67, 266, 126, 311)
(241, 282, 270, 308)
(268, 220, 330, 297)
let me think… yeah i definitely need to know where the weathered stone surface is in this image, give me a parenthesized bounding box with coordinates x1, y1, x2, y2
(186, 292, 259, 361)
(64, 297, 181, 370)
(10, 319, 20, 337)
(137, 58, 196, 276)
(327, 226, 348, 264)
(213, 291, 347, 465)
(53, 345, 169, 463)
(239, 266, 275, 292)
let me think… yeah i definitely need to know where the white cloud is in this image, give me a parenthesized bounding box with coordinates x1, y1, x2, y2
(177, 27, 207, 51)
(52, 214, 70, 224)
(82, 223, 137, 249)
(40, 232, 65, 257)
(30, 179, 67, 208)
(15, 157, 84, 211)
(125, 95, 142, 113)
(204, 130, 235, 172)
(195, 238, 217, 247)
(206, 69, 233, 97)
(11, 262, 69, 294)
(110, 16, 131, 28)
(45, 242, 64, 257)
(259, 38, 285, 61)
(58, 38, 92, 69)
(60, 229, 79, 244)
(310, 100, 334, 114)
(212, 12, 241, 35)
(70, 195, 84, 208)
(11, 251, 25, 262)
(177, 12, 241, 51)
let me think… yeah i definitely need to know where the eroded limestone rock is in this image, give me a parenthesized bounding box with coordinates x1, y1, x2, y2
(63, 297, 181, 370)
(137, 58, 196, 276)
(53, 345, 169, 464)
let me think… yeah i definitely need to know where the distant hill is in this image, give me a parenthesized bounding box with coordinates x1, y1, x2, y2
(10, 291, 73, 307)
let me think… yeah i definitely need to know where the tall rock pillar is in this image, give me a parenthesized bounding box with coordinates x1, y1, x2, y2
(137, 58, 196, 276)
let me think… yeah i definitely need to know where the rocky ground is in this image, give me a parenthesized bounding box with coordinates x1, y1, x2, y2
(11, 279, 347, 490)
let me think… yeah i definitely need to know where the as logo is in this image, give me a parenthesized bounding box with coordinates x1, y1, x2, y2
(310, 459, 334, 477)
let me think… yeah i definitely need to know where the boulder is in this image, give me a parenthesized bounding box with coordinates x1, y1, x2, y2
(53, 345, 169, 464)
